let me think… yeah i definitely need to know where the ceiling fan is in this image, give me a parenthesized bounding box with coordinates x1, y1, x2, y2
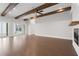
(30, 9, 43, 19)
(36, 9, 43, 15)
(24, 9, 44, 21)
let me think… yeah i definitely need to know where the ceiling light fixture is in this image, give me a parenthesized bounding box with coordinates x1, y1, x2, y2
(57, 8, 64, 12)
(8, 11, 11, 14)
(13, 8, 15, 10)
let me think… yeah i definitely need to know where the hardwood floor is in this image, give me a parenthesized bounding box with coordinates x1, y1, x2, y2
(7, 35, 77, 56)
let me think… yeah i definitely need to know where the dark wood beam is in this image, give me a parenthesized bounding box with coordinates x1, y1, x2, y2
(69, 21, 79, 26)
(24, 19, 29, 21)
(15, 3, 58, 19)
(37, 6, 71, 18)
(1, 3, 18, 16)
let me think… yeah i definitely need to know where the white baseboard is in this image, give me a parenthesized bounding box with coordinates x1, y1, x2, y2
(35, 33, 72, 40)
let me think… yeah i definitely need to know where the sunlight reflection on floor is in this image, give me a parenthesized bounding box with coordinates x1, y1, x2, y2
(0, 35, 26, 55)
(0, 37, 9, 55)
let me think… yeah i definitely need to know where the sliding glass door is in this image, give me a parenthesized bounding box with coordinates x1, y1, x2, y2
(0, 22, 8, 37)
(0, 22, 9, 55)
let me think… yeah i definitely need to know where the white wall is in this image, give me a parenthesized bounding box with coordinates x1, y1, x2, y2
(72, 3, 79, 55)
(28, 22, 35, 35)
(72, 4, 79, 21)
(29, 11, 72, 40)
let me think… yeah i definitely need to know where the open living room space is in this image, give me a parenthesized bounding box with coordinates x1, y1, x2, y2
(0, 3, 79, 56)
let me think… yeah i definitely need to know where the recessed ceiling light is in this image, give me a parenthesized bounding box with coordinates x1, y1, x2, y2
(13, 8, 15, 10)
(8, 11, 11, 14)
(57, 8, 64, 12)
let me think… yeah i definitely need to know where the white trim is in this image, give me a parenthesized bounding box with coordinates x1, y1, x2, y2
(35, 33, 71, 40)
(73, 41, 79, 55)
(72, 25, 79, 56)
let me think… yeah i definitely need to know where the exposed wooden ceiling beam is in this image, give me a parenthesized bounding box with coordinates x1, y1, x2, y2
(69, 21, 79, 26)
(15, 3, 58, 19)
(36, 6, 71, 18)
(1, 3, 18, 16)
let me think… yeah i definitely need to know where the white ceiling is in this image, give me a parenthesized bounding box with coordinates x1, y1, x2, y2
(42, 3, 71, 14)
(0, 3, 71, 20)
(17, 3, 71, 20)
(5, 3, 43, 17)
(0, 3, 9, 15)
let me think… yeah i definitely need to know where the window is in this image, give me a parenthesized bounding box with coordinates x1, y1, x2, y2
(0, 22, 8, 37)
(13, 23, 25, 35)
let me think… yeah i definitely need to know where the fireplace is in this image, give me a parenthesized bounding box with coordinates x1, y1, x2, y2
(74, 28, 79, 46)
